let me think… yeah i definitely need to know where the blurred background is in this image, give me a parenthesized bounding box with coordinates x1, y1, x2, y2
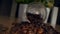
(0, 0, 60, 32)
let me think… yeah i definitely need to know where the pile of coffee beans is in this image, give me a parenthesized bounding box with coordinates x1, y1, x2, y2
(9, 13, 60, 34)
(9, 21, 60, 34)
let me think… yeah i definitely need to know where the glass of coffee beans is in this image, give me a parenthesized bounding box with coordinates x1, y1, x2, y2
(26, 2, 47, 23)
